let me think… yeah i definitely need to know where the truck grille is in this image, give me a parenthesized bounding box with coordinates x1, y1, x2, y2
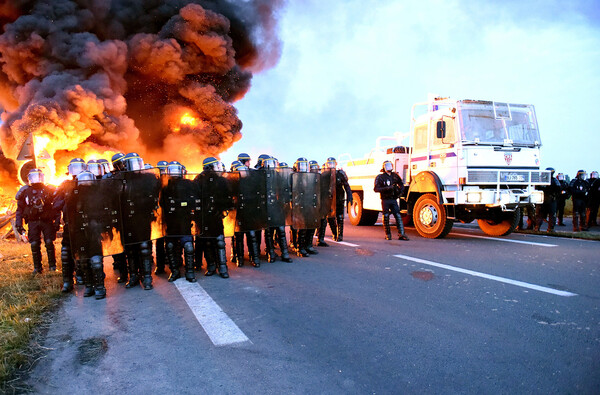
(467, 170, 498, 183)
(467, 169, 550, 185)
(531, 172, 550, 183)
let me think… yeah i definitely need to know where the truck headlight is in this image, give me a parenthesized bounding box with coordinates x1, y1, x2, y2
(530, 191, 544, 204)
(467, 192, 481, 203)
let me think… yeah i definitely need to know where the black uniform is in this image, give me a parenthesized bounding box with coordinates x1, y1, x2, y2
(535, 176, 561, 232)
(556, 179, 570, 226)
(373, 171, 408, 240)
(15, 183, 59, 273)
(53, 179, 78, 291)
(569, 177, 589, 232)
(587, 176, 600, 227)
(322, 169, 352, 242)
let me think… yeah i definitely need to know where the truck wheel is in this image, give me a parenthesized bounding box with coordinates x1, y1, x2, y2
(348, 192, 379, 226)
(413, 194, 453, 238)
(477, 208, 520, 236)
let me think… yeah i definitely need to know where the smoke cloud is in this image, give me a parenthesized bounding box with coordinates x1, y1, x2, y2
(0, 0, 284, 176)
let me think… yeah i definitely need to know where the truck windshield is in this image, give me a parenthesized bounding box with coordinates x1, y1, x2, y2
(458, 102, 541, 146)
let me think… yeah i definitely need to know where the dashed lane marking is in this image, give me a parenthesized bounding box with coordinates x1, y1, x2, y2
(394, 254, 577, 297)
(451, 232, 557, 247)
(312, 236, 359, 247)
(174, 280, 251, 346)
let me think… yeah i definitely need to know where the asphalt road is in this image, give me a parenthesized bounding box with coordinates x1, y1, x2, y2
(25, 223, 600, 394)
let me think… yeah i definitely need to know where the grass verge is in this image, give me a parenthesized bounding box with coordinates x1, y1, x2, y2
(0, 239, 62, 391)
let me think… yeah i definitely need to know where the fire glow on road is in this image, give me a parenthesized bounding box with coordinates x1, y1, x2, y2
(394, 254, 577, 297)
(174, 280, 250, 346)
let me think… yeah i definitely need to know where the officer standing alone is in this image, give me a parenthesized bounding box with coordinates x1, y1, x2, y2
(374, 160, 409, 241)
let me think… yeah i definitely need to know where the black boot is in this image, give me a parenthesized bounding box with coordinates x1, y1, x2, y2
(125, 248, 139, 288)
(113, 253, 128, 283)
(297, 230, 309, 257)
(183, 241, 197, 283)
(290, 228, 298, 253)
(204, 239, 217, 276)
(75, 260, 84, 285)
(317, 219, 329, 246)
(140, 242, 154, 290)
(383, 213, 392, 240)
(305, 229, 318, 255)
(45, 240, 56, 271)
(216, 236, 229, 279)
(230, 235, 237, 264)
(248, 231, 261, 267)
(30, 241, 43, 274)
(394, 212, 409, 240)
(235, 233, 245, 267)
(276, 227, 293, 263)
(82, 260, 95, 297)
(328, 217, 338, 241)
(91, 256, 106, 300)
(167, 240, 181, 282)
(265, 228, 277, 262)
(154, 238, 166, 274)
(336, 214, 345, 241)
(61, 244, 74, 293)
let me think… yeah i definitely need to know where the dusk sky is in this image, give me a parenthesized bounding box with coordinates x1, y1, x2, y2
(221, 0, 600, 177)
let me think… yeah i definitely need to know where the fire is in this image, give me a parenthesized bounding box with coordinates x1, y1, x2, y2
(173, 111, 201, 133)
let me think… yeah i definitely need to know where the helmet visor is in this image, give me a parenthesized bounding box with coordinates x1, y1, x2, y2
(28, 171, 44, 184)
(326, 160, 336, 169)
(68, 161, 86, 176)
(166, 164, 183, 176)
(383, 162, 393, 172)
(126, 157, 144, 172)
(263, 158, 276, 169)
(297, 162, 308, 172)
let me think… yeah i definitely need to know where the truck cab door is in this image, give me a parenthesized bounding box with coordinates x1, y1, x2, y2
(429, 116, 458, 186)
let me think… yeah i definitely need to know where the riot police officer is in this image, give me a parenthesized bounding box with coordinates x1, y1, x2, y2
(587, 171, 599, 228)
(569, 170, 589, 232)
(535, 167, 561, 232)
(154, 160, 169, 274)
(195, 157, 231, 278)
(15, 169, 60, 274)
(556, 173, 570, 226)
(320, 157, 353, 242)
(53, 158, 86, 292)
(374, 160, 409, 240)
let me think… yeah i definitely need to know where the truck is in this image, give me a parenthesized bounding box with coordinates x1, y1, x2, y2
(340, 97, 550, 238)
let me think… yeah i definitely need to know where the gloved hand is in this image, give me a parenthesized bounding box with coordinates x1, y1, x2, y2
(393, 184, 402, 195)
(15, 225, 25, 234)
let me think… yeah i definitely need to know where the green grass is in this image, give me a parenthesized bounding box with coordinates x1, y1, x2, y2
(0, 240, 62, 389)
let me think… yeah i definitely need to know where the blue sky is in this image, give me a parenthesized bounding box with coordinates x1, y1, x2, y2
(221, 0, 600, 177)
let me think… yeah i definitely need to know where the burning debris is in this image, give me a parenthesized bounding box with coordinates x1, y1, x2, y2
(0, 0, 284, 190)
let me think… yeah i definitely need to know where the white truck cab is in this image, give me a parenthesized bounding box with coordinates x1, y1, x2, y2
(341, 98, 550, 238)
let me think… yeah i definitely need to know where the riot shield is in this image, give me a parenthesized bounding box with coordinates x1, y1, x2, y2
(267, 168, 292, 227)
(120, 169, 163, 245)
(159, 176, 201, 237)
(225, 169, 267, 233)
(196, 171, 234, 237)
(319, 169, 336, 218)
(67, 178, 124, 260)
(290, 172, 320, 229)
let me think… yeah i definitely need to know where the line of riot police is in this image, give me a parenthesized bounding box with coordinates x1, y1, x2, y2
(32, 152, 350, 300)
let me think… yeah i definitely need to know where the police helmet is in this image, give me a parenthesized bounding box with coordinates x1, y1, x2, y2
(557, 173, 565, 181)
(123, 152, 144, 172)
(382, 160, 393, 172)
(237, 153, 251, 165)
(309, 160, 320, 172)
(111, 152, 125, 171)
(545, 167, 555, 175)
(97, 158, 111, 174)
(27, 168, 44, 185)
(591, 171, 599, 179)
(156, 160, 168, 175)
(87, 159, 105, 178)
(230, 160, 243, 171)
(278, 162, 289, 169)
(262, 156, 277, 169)
(76, 171, 96, 184)
(325, 157, 337, 169)
(293, 157, 309, 173)
(166, 161, 184, 177)
(67, 158, 86, 177)
(576, 169, 587, 180)
(255, 154, 270, 169)
(203, 157, 223, 172)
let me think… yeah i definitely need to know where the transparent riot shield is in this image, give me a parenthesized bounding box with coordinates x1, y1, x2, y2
(196, 171, 234, 237)
(290, 172, 320, 229)
(319, 168, 336, 219)
(67, 178, 124, 260)
(159, 175, 201, 237)
(267, 168, 292, 227)
(225, 169, 267, 233)
(120, 169, 163, 245)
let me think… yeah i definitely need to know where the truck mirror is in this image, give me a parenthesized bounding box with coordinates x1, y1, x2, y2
(436, 120, 446, 139)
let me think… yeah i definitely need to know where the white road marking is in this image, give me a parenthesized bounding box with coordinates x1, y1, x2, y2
(451, 232, 557, 247)
(174, 280, 250, 346)
(313, 236, 359, 247)
(394, 254, 577, 297)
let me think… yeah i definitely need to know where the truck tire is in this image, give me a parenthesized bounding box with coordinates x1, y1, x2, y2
(348, 192, 379, 226)
(413, 194, 453, 238)
(477, 208, 520, 236)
